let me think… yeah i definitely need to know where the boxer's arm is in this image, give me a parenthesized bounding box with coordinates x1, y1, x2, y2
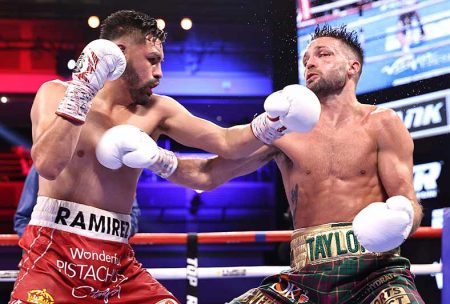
(169, 146, 277, 190)
(353, 109, 422, 252)
(159, 85, 320, 160)
(160, 98, 261, 160)
(30, 81, 84, 180)
(32, 40, 125, 180)
(377, 109, 422, 234)
(95, 122, 276, 189)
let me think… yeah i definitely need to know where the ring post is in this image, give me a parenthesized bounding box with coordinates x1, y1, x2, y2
(186, 233, 198, 304)
(443, 208, 450, 304)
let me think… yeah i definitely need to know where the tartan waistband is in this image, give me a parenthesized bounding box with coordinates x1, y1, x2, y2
(290, 222, 400, 270)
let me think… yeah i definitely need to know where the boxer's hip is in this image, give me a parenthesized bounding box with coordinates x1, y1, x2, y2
(290, 222, 400, 270)
(12, 197, 171, 303)
(29, 196, 132, 243)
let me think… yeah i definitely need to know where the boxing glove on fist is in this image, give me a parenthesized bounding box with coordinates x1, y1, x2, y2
(96, 125, 178, 178)
(352, 195, 414, 252)
(56, 39, 127, 124)
(251, 84, 321, 144)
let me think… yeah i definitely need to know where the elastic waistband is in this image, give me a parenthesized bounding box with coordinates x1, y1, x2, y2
(29, 196, 131, 244)
(290, 222, 400, 270)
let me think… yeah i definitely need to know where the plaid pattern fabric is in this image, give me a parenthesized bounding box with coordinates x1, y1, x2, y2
(228, 255, 424, 304)
(228, 222, 424, 304)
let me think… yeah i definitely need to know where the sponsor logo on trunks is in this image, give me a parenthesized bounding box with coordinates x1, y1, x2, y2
(26, 289, 54, 304)
(270, 281, 309, 303)
(305, 229, 365, 262)
(69, 247, 121, 266)
(370, 286, 411, 304)
(70, 269, 128, 303)
(72, 284, 123, 303)
(54, 206, 130, 238)
(353, 273, 399, 302)
(236, 288, 278, 304)
(56, 259, 126, 283)
(54, 247, 128, 303)
(413, 162, 442, 199)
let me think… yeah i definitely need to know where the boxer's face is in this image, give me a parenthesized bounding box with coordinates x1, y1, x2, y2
(302, 37, 349, 96)
(122, 37, 164, 105)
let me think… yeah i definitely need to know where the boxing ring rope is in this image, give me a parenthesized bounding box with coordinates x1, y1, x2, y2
(0, 226, 446, 302)
(0, 226, 441, 246)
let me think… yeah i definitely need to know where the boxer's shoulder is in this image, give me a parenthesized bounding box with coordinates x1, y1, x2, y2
(151, 93, 181, 108)
(367, 106, 411, 145)
(34, 80, 69, 106)
(39, 79, 69, 91)
(149, 93, 191, 118)
(369, 106, 397, 120)
(367, 106, 401, 130)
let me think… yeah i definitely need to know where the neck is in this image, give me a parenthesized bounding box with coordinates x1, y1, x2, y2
(318, 86, 360, 125)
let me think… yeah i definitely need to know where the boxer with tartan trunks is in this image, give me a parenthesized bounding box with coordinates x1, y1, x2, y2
(162, 24, 426, 303)
(228, 223, 422, 304)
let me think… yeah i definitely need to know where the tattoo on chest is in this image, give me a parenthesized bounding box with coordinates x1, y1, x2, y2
(290, 184, 299, 218)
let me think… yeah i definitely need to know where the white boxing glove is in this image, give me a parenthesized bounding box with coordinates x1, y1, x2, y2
(353, 195, 414, 252)
(56, 39, 126, 124)
(251, 84, 321, 144)
(96, 125, 178, 178)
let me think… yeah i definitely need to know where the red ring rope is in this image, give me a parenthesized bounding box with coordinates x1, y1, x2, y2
(0, 227, 441, 246)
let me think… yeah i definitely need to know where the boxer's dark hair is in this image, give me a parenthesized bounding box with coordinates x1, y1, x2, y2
(311, 24, 363, 77)
(100, 10, 167, 43)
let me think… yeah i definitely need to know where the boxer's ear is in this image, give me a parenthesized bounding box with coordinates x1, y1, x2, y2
(348, 60, 360, 78)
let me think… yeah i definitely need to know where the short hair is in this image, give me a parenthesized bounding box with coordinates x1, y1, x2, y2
(311, 24, 364, 75)
(100, 10, 167, 43)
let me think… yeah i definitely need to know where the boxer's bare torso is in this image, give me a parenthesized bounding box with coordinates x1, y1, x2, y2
(33, 80, 168, 214)
(31, 31, 263, 215)
(273, 103, 413, 229)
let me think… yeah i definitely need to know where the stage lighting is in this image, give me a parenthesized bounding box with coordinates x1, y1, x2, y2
(56, 50, 76, 78)
(67, 59, 76, 70)
(156, 18, 166, 30)
(88, 16, 100, 29)
(181, 18, 193, 30)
